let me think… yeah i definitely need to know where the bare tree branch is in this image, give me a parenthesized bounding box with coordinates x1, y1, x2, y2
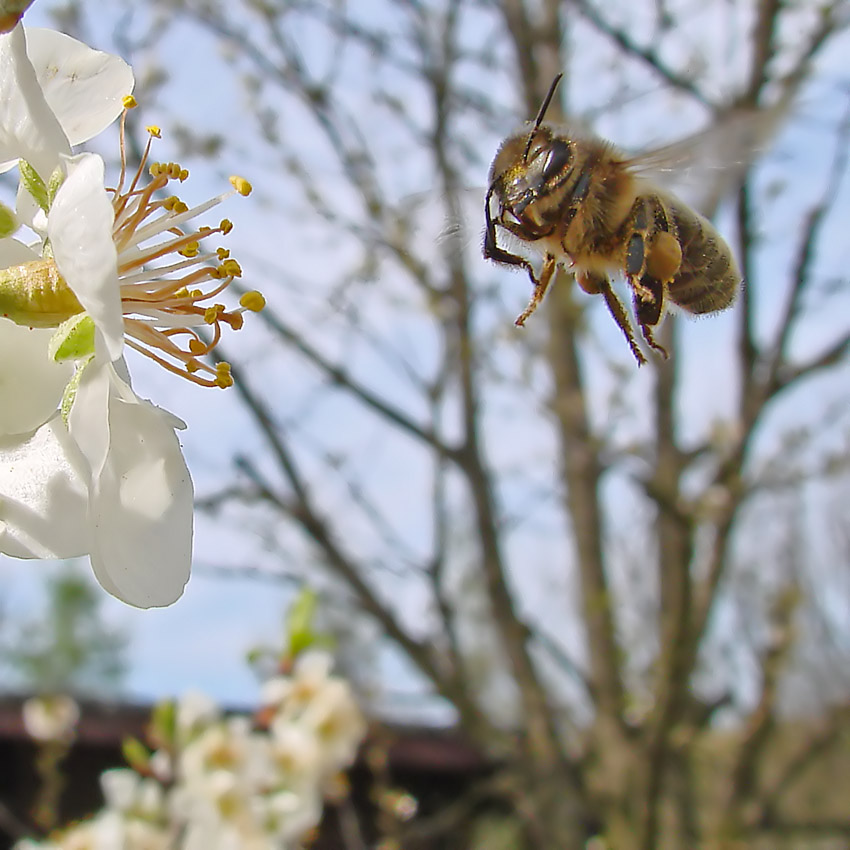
(222, 357, 501, 745)
(565, 0, 709, 105)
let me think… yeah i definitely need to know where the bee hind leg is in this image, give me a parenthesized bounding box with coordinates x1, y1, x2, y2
(638, 322, 669, 359)
(590, 272, 647, 367)
(632, 275, 669, 359)
(621, 196, 681, 360)
(515, 253, 557, 327)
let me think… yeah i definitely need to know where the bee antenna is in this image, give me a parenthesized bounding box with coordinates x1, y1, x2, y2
(523, 73, 563, 162)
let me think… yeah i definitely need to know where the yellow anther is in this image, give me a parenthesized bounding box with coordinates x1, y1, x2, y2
(164, 196, 188, 215)
(146, 125, 162, 139)
(214, 362, 234, 389)
(188, 338, 207, 355)
(149, 162, 163, 178)
(229, 176, 252, 197)
(221, 259, 242, 278)
(179, 169, 189, 182)
(204, 304, 225, 323)
(167, 163, 183, 180)
(220, 219, 233, 235)
(216, 248, 230, 260)
(122, 95, 138, 109)
(240, 291, 266, 312)
(190, 289, 203, 299)
(174, 287, 189, 298)
(186, 360, 201, 374)
(230, 313, 244, 331)
(179, 242, 200, 258)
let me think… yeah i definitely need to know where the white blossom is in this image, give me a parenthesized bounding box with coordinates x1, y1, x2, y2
(21, 694, 79, 742)
(0, 27, 261, 607)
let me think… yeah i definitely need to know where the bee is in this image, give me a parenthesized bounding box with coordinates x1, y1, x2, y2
(483, 74, 741, 365)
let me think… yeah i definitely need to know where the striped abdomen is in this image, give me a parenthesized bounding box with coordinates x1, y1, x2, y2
(667, 202, 741, 315)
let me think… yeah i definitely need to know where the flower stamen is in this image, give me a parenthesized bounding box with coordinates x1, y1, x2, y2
(1, 107, 263, 390)
(105, 111, 263, 388)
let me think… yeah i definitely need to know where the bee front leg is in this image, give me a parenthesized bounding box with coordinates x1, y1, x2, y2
(515, 253, 557, 327)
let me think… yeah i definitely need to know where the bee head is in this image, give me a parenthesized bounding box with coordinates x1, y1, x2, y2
(484, 74, 571, 249)
(486, 77, 574, 240)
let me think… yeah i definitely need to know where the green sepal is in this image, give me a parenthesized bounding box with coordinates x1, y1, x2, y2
(60, 355, 95, 426)
(47, 166, 66, 207)
(286, 586, 319, 658)
(121, 736, 151, 773)
(150, 699, 177, 749)
(19, 160, 49, 213)
(49, 314, 96, 362)
(0, 201, 18, 238)
(0, 1, 37, 22)
(245, 646, 264, 666)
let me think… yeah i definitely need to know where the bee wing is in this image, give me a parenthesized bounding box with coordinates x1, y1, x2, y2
(625, 99, 789, 216)
(397, 186, 554, 281)
(396, 188, 484, 249)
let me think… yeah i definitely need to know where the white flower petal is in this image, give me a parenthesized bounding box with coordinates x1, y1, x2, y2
(15, 178, 44, 235)
(0, 235, 37, 266)
(67, 356, 111, 477)
(0, 322, 72, 434)
(177, 691, 220, 736)
(25, 28, 134, 147)
(293, 650, 335, 682)
(100, 768, 141, 812)
(48, 152, 124, 360)
(87, 380, 193, 608)
(0, 24, 70, 178)
(260, 676, 293, 709)
(22, 694, 80, 741)
(0, 414, 88, 558)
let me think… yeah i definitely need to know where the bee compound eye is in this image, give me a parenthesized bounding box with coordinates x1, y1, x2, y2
(542, 140, 572, 179)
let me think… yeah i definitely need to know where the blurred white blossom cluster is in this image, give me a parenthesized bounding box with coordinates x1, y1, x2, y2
(16, 650, 367, 850)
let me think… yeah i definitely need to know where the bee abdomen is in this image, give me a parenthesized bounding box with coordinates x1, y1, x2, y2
(668, 212, 740, 315)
